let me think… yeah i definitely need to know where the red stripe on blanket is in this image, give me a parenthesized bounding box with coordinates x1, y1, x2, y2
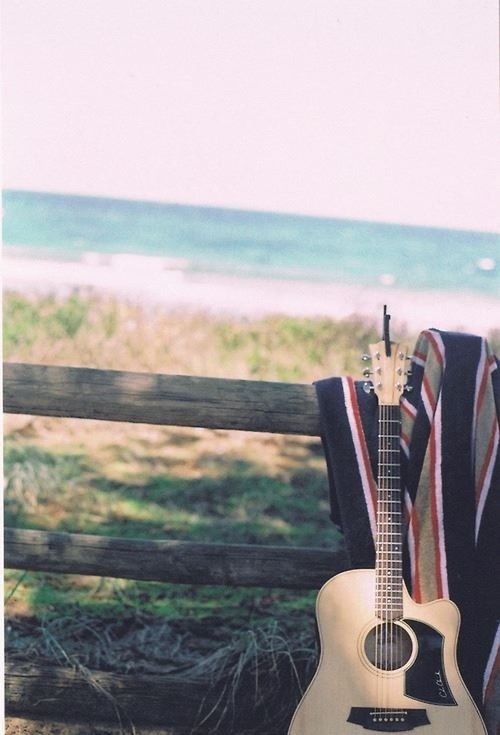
(429, 422, 444, 599)
(475, 354, 490, 417)
(401, 399, 417, 419)
(413, 349, 427, 363)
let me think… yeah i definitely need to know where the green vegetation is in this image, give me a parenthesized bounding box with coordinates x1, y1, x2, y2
(4, 291, 385, 377)
(5, 291, 498, 733)
(3, 291, 411, 674)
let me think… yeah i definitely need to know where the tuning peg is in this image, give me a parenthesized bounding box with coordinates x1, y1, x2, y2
(405, 370, 413, 377)
(362, 368, 373, 378)
(361, 354, 371, 362)
(363, 381, 374, 394)
(405, 355, 413, 361)
(404, 385, 413, 393)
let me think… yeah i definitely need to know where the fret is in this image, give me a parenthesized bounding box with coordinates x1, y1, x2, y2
(376, 510, 402, 514)
(376, 544, 402, 548)
(375, 592, 402, 596)
(375, 587, 399, 602)
(377, 541, 402, 544)
(376, 529, 402, 533)
(376, 561, 401, 579)
(377, 562, 401, 586)
(377, 510, 401, 514)
(376, 528, 402, 531)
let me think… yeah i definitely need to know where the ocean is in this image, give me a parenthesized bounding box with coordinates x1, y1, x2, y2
(3, 190, 500, 297)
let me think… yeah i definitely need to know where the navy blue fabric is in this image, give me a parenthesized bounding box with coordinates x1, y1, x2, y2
(314, 331, 499, 715)
(314, 378, 377, 568)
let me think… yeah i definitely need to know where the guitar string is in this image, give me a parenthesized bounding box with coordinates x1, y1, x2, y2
(375, 403, 380, 713)
(392, 403, 404, 717)
(378, 404, 386, 713)
(380, 404, 387, 713)
(384, 402, 388, 710)
(388, 404, 402, 716)
(378, 404, 404, 717)
(377, 403, 384, 713)
(381, 406, 391, 710)
(388, 405, 391, 710)
(396, 404, 403, 717)
(383, 403, 388, 714)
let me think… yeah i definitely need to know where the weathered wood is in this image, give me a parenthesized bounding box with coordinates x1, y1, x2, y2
(3, 362, 321, 435)
(5, 661, 304, 732)
(5, 655, 313, 735)
(5, 527, 347, 589)
(5, 662, 220, 730)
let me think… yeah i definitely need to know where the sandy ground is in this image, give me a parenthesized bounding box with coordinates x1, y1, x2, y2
(3, 255, 499, 336)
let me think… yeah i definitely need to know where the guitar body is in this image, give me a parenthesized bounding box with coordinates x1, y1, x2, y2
(288, 569, 487, 734)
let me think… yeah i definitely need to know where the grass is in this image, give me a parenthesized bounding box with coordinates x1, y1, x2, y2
(3, 426, 331, 623)
(3, 290, 386, 377)
(4, 293, 362, 639)
(6, 290, 496, 731)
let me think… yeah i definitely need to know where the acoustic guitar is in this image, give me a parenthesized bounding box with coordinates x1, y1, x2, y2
(288, 334, 487, 733)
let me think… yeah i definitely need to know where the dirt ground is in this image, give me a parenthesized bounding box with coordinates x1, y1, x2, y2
(5, 718, 181, 735)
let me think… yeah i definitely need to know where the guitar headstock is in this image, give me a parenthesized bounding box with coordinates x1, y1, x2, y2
(363, 340, 411, 406)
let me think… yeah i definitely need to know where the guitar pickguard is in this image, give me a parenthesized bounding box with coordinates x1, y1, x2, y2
(404, 619, 457, 705)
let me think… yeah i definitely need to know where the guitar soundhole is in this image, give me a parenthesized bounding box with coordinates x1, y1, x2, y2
(364, 623, 413, 671)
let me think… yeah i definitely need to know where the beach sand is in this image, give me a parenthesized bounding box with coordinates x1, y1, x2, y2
(3, 255, 499, 336)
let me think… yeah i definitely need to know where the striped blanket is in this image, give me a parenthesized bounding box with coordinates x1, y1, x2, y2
(315, 329, 499, 726)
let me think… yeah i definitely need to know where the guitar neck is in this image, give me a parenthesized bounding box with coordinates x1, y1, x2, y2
(375, 403, 403, 621)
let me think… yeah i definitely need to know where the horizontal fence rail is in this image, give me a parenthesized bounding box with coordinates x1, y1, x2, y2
(5, 528, 347, 589)
(5, 662, 225, 731)
(4, 362, 334, 732)
(3, 362, 322, 435)
(5, 660, 307, 733)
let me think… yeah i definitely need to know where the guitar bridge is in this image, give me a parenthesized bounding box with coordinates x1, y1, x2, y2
(347, 707, 430, 731)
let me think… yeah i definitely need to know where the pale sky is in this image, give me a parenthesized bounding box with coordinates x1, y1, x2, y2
(2, 0, 499, 231)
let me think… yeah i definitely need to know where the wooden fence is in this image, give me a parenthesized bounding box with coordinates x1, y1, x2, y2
(4, 362, 347, 733)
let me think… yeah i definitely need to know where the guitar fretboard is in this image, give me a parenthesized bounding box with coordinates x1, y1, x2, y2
(375, 404, 403, 620)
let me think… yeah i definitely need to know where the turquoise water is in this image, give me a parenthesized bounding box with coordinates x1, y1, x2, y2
(3, 190, 500, 295)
